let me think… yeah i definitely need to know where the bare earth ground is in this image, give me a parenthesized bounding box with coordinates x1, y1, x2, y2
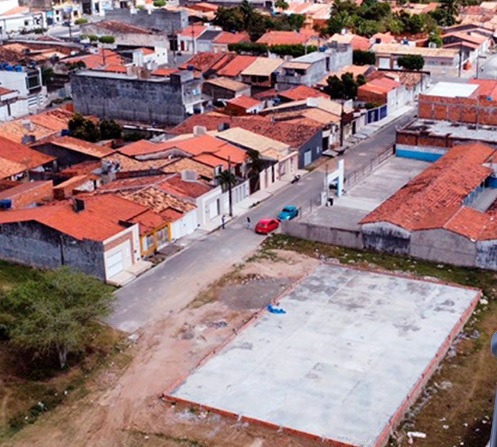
(4, 250, 321, 447)
(4, 241, 497, 447)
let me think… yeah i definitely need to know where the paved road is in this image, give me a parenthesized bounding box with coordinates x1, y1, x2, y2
(107, 109, 416, 333)
(478, 53, 497, 80)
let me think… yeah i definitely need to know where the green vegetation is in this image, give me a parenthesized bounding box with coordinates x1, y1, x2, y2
(74, 18, 88, 25)
(216, 170, 237, 191)
(325, 72, 366, 100)
(68, 114, 123, 142)
(69, 113, 101, 142)
(153, 0, 166, 7)
(228, 42, 316, 57)
(98, 35, 115, 45)
(352, 49, 376, 66)
(214, 0, 305, 41)
(0, 267, 114, 369)
(324, 0, 447, 38)
(397, 54, 425, 70)
(100, 119, 122, 140)
(427, 30, 443, 47)
(275, 0, 289, 9)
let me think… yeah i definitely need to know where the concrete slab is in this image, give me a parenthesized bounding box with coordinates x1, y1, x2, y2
(168, 264, 480, 447)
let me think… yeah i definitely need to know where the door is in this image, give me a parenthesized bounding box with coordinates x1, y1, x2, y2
(304, 150, 312, 166)
(106, 251, 123, 278)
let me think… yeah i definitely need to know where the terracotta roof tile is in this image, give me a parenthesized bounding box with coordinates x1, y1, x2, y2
(217, 55, 257, 77)
(0, 136, 55, 169)
(119, 186, 196, 215)
(170, 112, 321, 148)
(278, 85, 328, 101)
(158, 173, 212, 199)
(180, 51, 230, 74)
(213, 32, 250, 45)
(179, 24, 208, 39)
(0, 194, 147, 241)
(361, 143, 497, 240)
(128, 209, 168, 235)
(49, 136, 114, 159)
(227, 95, 261, 109)
(161, 157, 214, 179)
(257, 30, 316, 46)
(0, 157, 27, 179)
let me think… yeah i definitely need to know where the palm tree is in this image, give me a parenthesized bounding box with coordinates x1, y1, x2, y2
(216, 169, 237, 192)
(240, 0, 256, 28)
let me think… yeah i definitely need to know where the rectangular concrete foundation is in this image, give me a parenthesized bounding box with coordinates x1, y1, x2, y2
(166, 264, 480, 447)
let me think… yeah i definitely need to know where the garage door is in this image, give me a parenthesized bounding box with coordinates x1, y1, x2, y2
(106, 251, 123, 278)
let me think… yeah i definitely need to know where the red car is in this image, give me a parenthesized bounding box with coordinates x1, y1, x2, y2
(255, 218, 280, 235)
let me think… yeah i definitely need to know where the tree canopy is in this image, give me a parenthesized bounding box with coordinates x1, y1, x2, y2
(325, 72, 366, 100)
(0, 267, 114, 369)
(397, 54, 425, 70)
(353, 50, 376, 66)
(68, 113, 123, 142)
(214, 0, 306, 40)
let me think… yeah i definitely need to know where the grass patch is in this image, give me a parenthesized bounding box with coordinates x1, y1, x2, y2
(264, 235, 497, 447)
(0, 261, 131, 441)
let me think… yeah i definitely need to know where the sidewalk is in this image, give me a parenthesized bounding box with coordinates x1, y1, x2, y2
(343, 105, 415, 148)
(177, 170, 307, 247)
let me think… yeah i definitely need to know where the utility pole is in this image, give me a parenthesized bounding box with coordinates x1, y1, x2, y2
(458, 41, 462, 78)
(228, 156, 233, 217)
(191, 24, 195, 55)
(339, 101, 345, 148)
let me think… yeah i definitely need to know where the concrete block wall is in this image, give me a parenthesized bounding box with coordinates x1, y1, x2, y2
(71, 73, 200, 125)
(0, 221, 106, 279)
(362, 222, 410, 255)
(281, 220, 363, 249)
(103, 9, 188, 33)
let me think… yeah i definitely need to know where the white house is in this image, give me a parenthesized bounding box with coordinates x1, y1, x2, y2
(0, 86, 28, 121)
(0, 65, 47, 111)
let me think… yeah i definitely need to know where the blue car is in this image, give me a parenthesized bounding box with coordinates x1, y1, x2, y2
(277, 206, 299, 221)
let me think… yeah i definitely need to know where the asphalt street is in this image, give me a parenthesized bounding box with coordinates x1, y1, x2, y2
(107, 109, 416, 333)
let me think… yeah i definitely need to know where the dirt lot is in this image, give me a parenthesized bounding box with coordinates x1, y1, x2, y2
(3, 239, 497, 447)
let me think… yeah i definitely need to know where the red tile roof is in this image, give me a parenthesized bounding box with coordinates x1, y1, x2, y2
(0, 87, 15, 96)
(119, 140, 162, 157)
(227, 95, 262, 109)
(278, 85, 328, 102)
(0, 194, 147, 241)
(151, 67, 179, 77)
(351, 35, 372, 51)
(217, 55, 257, 77)
(257, 30, 316, 46)
(179, 24, 208, 39)
(158, 173, 212, 199)
(170, 112, 321, 148)
(469, 78, 497, 99)
(0, 135, 55, 168)
(49, 136, 114, 159)
(128, 209, 168, 235)
(361, 143, 497, 240)
(213, 32, 250, 45)
(180, 52, 231, 74)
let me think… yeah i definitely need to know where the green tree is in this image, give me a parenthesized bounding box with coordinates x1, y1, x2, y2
(100, 119, 122, 140)
(326, 72, 362, 100)
(327, 10, 353, 35)
(216, 170, 237, 191)
(353, 50, 376, 66)
(69, 113, 101, 142)
(0, 267, 114, 369)
(153, 0, 166, 6)
(427, 31, 443, 47)
(269, 44, 317, 57)
(398, 11, 426, 34)
(228, 42, 268, 55)
(98, 35, 115, 44)
(41, 67, 55, 86)
(275, 0, 289, 9)
(213, 6, 245, 32)
(439, 0, 460, 26)
(397, 54, 425, 70)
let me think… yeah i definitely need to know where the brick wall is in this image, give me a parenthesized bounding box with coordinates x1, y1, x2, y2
(419, 94, 497, 125)
(357, 86, 387, 105)
(54, 176, 90, 200)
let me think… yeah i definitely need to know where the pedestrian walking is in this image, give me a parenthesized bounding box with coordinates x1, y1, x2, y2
(221, 215, 226, 230)
(246, 216, 251, 230)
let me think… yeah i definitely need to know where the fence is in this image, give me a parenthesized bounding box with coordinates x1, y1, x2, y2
(343, 146, 395, 191)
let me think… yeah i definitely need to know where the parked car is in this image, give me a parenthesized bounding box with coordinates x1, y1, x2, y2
(277, 206, 299, 221)
(255, 218, 280, 235)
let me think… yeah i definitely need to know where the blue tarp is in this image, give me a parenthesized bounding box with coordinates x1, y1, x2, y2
(267, 304, 286, 314)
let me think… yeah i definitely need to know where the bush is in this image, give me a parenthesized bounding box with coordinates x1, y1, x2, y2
(98, 35, 115, 44)
(397, 54, 425, 70)
(353, 50, 376, 66)
(269, 44, 317, 58)
(88, 34, 98, 42)
(100, 119, 122, 140)
(74, 18, 88, 25)
(153, 0, 166, 6)
(228, 42, 268, 55)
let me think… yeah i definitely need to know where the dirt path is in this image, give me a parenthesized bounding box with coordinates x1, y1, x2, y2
(5, 250, 319, 447)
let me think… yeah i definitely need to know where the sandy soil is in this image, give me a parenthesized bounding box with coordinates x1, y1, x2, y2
(5, 250, 320, 447)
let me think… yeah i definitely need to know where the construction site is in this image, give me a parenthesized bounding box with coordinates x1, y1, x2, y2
(165, 264, 480, 447)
